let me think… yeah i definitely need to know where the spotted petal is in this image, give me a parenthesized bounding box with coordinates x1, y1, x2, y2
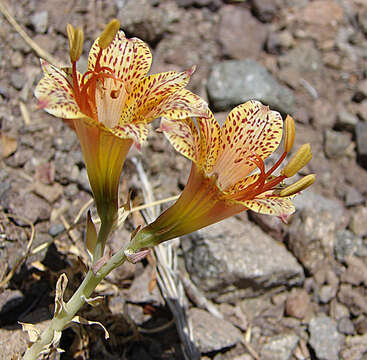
(35, 60, 83, 119)
(88, 31, 152, 93)
(160, 116, 200, 163)
(110, 122, 149, 145)
(213, 100, 283, 189)
(239, 196, 295, 216)
(119, 70, 193, 127)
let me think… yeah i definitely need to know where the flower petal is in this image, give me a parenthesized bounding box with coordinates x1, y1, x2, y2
(110, 122, 149, 145)
(119, 70, 193, 126)
(213, 100, 283, 188)
(240, 196, 295, 216)
(225, 174, 260, 193)
(35, 60, 83, 119)
(160, 116, 200, 163)
(88, 31, 152, 93)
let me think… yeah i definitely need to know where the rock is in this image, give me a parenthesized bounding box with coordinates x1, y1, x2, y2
(289, 191, 347, 273)
(356, 121, 367, 168)
(350, 206, 367, 237)
(8, 192, 50, 224)
(324, 129, 353, 159)
(285, 288, 312, 319)
(334, 229, 367, 262)
(0, 327, 28, 359)
(127, 266, 164, 306)
(338, 283, 367, 316)
(331, 301, 350, 321)
(299, 1, 343, 26)
(266, 31, 294, 55)
(207, 59, 294, 113)
(182, 217, 304, 301)
(340, 333, 367, 360)
(251, 0, 277, 23)
(10, 73, 26, 90)
(0, 289, 24, 314)
(308, 315, 345, 360)
(48, 223, 64, 237)
(188, 308, 242, 353)
(319, 284, 336, 304)
(118, 0, 166, 43)
(33, 182, 63, 203)
(338, 317, 355, 335)
(336, 110, 358, 131)
(260, 333, 299, 360)
(30, 11, 48, 34)
(311, 100, 336, 129)
(344, 186, 364, 207)
(356, 79, 367, 98)
(218, 6, 267, 59)
(341, 257, 367, 287)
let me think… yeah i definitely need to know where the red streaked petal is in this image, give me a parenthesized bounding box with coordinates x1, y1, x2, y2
(160, 116, 200, 163)
(239, 196, 295, 216)
(35, 60, 83, 119)
(119, 70, 192, 126)
(110, 122, 149, 144)
(213, 100, 283, 188)
(88, 31, 152, 93)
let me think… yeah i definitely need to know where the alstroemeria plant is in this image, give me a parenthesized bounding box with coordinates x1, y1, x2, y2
(129, 100, 315, 250)
(34, 19, 207, 260)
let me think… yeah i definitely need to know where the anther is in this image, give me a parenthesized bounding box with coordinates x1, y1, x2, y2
(98, 19, 120, 50)
(67, 25, 84, 62)
(284, 115, 295, 153)
(280, 174, 315, 197)
(281, 143, 312, 178)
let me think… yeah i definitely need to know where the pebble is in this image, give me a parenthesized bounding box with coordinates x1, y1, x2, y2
(356, 121, 367, 168)
(338, 317, 355, 335)
(30, 11, 49, 34)
(308, 315, 345, 360)
(48, 223, 65, 237)
(350, 206, 367, 237)
(336, 110, 358, 131)
(324, 129, 353, 159)
(261, 333, 299, 360)
(188, 308, 242, 353)
(334, 229, 367, 263)
(285, 288, 312, 319)
(207, 59, 294, 113)
(10, 73, 26, 90)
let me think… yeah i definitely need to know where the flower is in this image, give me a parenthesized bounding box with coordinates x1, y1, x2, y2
(128, 100, 315, 250)
(34, 19, 207, 242)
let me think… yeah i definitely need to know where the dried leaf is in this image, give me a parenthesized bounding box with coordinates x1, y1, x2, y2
(71, 316, 109, 339)
(54, 273, 68, 316)
(1, 133, 17, 158)
(83, 295, 105, 307)
(19, 322, 40, 343)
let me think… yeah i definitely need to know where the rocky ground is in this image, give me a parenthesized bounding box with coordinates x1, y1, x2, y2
(0, 0, 367, 359)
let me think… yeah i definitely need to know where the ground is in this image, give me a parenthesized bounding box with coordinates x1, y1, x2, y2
(0, 0, 367, 359)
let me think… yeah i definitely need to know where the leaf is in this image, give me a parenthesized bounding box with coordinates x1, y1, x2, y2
(54, 273, 68, 316)
(85, 211, 97, 257)
(19, 322, 40, 343)
(82, 295, 105, 307)
(71, 316, 110, 339)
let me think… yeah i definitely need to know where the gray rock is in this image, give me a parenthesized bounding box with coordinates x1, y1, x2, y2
(350, 206, 367, 237)
(356, 121, 367, 168)
(30, 11, 48, 34)
(334, 229, 367, 263)
(344, 186, 364, 207)
(260, 333, 299, 360)
(183, 217, 304, 301)
(289, 191, 347, 273)
(252, 0, 277, 23)
(118, 0, 166, 43)
(10, 73, 26, 90)
(338, 317, 355, 335)
(218, 6, 267, 59)
(189, 308, 242, 353)
(48, 223, 65, 237)
(336, 110, 358, 131)
(207, 59, 294, 113)
(309, 315, 345, 360)
(324, 129, 353, 159)
(127, 266, 164, 306)
(266, 31, 294, 55)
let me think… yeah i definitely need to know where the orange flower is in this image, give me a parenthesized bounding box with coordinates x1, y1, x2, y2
(128, 100, 315, 250)
(34, 20, 207, 240)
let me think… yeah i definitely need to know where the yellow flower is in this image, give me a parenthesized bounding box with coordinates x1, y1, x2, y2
(34, 20, 207, 234)
(129, 100, 315, 250)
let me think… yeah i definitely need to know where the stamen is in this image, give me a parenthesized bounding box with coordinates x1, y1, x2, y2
(284, 115, 295, 153)
(281, 143, 312, 178)
(98, 19, 120, 50)
(280, 174, 315, 197)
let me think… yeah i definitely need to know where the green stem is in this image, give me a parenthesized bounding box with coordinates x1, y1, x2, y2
(22, 232, 128, 360)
